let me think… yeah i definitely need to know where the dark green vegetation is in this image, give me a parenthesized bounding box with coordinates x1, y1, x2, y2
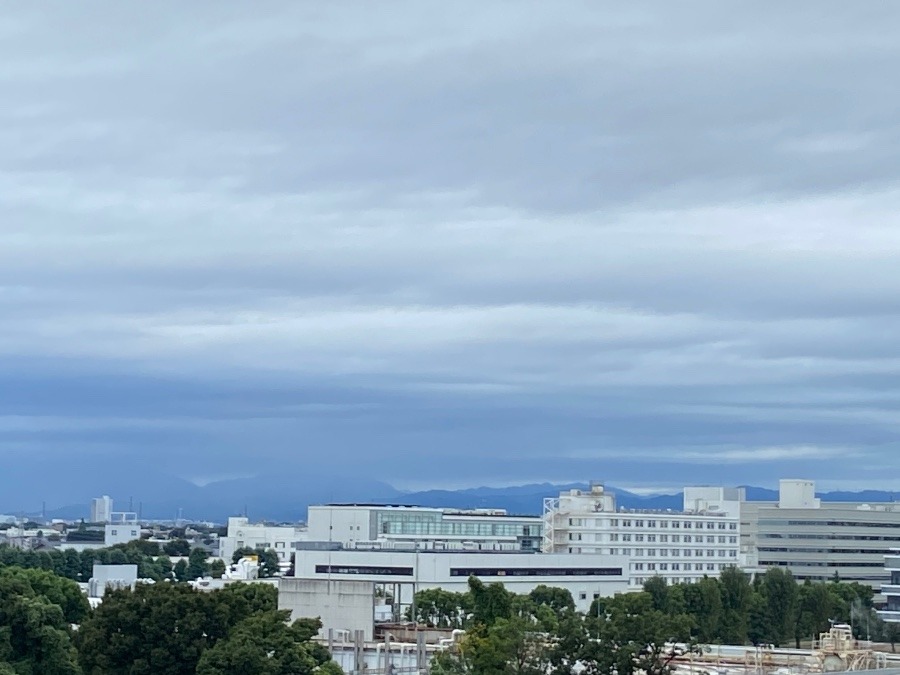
(427, 569, 887, 675)
(0, 568, 339, 675)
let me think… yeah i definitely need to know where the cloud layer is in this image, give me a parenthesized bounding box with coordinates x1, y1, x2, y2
(3, 2, 900, 499)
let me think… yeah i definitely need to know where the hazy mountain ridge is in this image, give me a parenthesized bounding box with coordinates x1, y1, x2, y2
(5, 469, 897, 523)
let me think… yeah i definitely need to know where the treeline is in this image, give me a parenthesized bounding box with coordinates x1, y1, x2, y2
(0, 542, 234, 583)
(0, 567, 342, 675)
(425, 568, 897, 675)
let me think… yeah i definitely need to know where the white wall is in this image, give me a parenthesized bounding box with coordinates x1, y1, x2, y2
(104, 524, 141, 546)
(306, 506, 375, 543)
(220, 517, 306, 563)
(278, 578, 376, 641)
(293, 550, 629, 612)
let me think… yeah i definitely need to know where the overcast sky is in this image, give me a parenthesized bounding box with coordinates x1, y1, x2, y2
(3, 2, 900, 494)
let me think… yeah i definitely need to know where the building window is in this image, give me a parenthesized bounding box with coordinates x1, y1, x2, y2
(579, 592, 587, 600)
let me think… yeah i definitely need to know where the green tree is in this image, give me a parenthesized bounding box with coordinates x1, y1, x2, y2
(0, 569, 83, 675)
(683, 577, 722, 643)
(469, 577, 513, 627)
(173, 558, 189, 582)
(187, 548, 210, 580)
(196, 613, 338, 675)
(163, 539, 191, 557)
(795, 580, 833, 647)
(528, 585, 574, 614)
(208, 559, 226, 578)
(719, 567, 752, 645)
(757, 568, 799, 646)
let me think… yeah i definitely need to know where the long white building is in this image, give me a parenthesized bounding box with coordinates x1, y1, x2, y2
(290, 549, 629, 615)
(306, 504, 543, 552)
(543, 484, 742, 588)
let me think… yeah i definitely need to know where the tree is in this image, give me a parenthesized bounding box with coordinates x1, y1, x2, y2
(795, 580, 833, 647)
(469, 577, 513, 627)
(196, 613, 338, 675)
(163, 539, 191, 557)
(0, 569, 83, 674)
(173, 558, 189, 582)
(683, 577, 722, 643)
(528, 585, 574, 614)
(718, 567, 751, 645)
(757, 568, 799, 646)
(209, 559, 226, 578)
(409, 588, 471, 628)
(75, 582, 276, 675)
(187, 548, 210, 580)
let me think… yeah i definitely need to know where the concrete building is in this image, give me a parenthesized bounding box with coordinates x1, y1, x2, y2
(878, 551, 900, 623)
(306, 504, 543, 551)
(90, 496, 113, 524)
(88, 563, 138, 598)
(750, 479, 900, 592)
(290, 549, 628, 615)
(279, 578, 379, 641)
(542, 484, 742, 588)
(219, 517, 307, 564)
(104, 523, 141, 547)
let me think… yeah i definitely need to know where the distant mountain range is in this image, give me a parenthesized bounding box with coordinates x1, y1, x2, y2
(3, 463, 898, 523)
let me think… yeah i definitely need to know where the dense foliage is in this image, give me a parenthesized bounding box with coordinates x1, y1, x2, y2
(0, 567, 89, 674)
(428, 568, 887, 674)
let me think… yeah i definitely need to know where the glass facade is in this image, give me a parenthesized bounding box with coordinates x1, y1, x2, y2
(375, 511, 541, 540)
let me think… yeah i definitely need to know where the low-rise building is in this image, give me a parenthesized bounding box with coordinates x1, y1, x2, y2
(219, 517, 307, 564)
(104, 523, 141, 547)
(542, 484, 742, 588)
(306, 504, 543, 551)
(290, 548, 629, 615)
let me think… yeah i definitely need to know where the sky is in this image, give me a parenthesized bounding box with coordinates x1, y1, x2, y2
(3, 2, 900, 497)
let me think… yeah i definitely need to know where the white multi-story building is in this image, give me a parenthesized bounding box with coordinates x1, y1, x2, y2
(219, 517, 307, 564)
(306, 504, 543, 552)
(748, 479, 900, 593)
(543, 484, 742, 588)
(289, 549, 629, 616)
(90, 496, 113, 524)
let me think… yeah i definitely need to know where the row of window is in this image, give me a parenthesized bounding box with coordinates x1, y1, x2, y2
(632, 562, 728, 572)
(568, 518, 736, 530)
(312, 564, 624, 578)
(607, 534, 737, 544)
(448, 567, 623, 577)
(758, 547, 898, 555)
(608, 548, 737, 558)
(758, 519, 900, 528)
(762, 533, 900, 542)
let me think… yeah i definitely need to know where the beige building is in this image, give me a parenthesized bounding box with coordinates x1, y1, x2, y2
(749, 480, 900, 592)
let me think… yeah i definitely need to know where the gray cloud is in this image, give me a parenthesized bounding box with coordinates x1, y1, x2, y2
(1, 2, 900, 498)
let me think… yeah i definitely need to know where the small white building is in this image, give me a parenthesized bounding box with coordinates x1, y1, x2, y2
(291, 549, 629, 614)
(543, 484, 742, 588)
(219, 517, 307, 564)
(89, 564, 138, 598)
(104, 523, 141, 547)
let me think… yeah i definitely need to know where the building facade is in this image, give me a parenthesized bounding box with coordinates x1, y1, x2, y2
(219, 517, 308, 564)
(104, 523, 141, 547)
(752, 480, 900, 592)
(90, 496, 113, 524)
(877, 552, 900, 622)
(543, 484, 742, 588)
(291, 549, 629, 614)
(306, 504, 543, 552)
